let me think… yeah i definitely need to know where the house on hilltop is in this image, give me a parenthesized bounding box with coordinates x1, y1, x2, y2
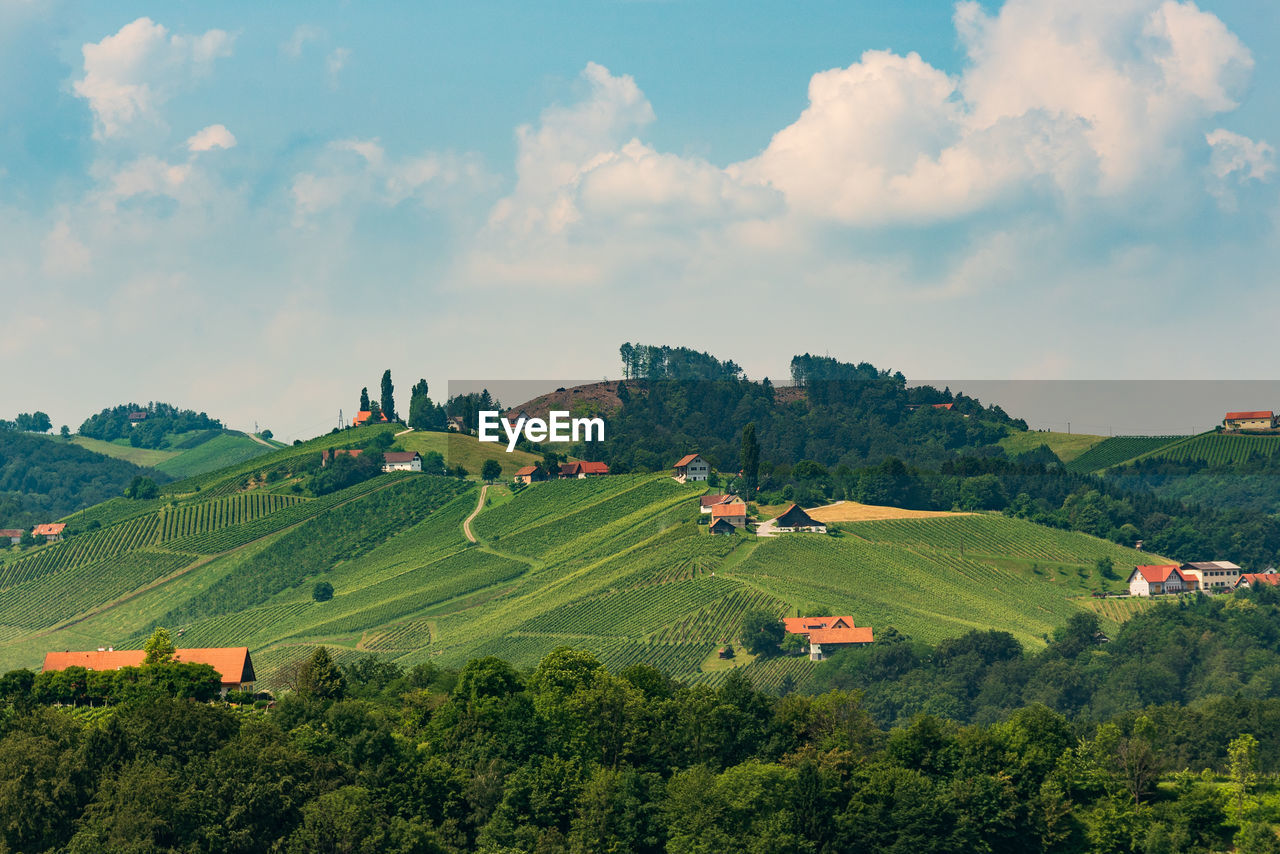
(127, 410, 148, 426)
(42, 646, 257, 693)
(32, 523, 65, 542)
(1128, 565, 1189, 596)
(447, 416, 466, 433)
(352, 410, 389, 427)
(783, 616, 874, 660)
(773, 504, 827, 533)
(382, 451, 422, 473)
(1224, 411, 1276, 431)
(673, 454, 710, 482)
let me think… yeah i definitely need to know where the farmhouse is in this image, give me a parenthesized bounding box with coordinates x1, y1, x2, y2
(0, 529, 22, 545)
(783, 616, 874, 661)
(32, 523, 65, 542)
(709, 518, 738, 535)
(352, 410, 389, 427)
(320, 448, 363, 466)
(1237, 572, 1280, 590)
(558, 461, 609, 478)
(673, 454, 710, 482)
(382, 451, 422, 473)
(1180, 561, 1241, 592)
(1127, 564, 1190, 596)
(710, 501, 748, 529)
(447, 416, 466, 433)
(1224, 411, 1276, 431)
(127, 410, 148, 425)
(699, 494, 735, 513)
(773, 504, 827, 533)
(513, 465, 546, 485)
(42, 646, 257, 692)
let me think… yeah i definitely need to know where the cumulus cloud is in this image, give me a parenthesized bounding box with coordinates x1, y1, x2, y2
(186, 123, 236, 152)
(1207, 128, 1274, 182)
(73, 17, 233, 139)
(733, 0, 1260, 224)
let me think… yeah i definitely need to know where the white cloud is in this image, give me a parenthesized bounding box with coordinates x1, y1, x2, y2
(100, 155, 191, 204)
(1207, 128, 1274, 181)
(186, 123, 236, 152)
(282, 24, 322, 59)
(41, 221, 91, 277)
(73, 17, 234, 140)
(326, 47, 350, 83)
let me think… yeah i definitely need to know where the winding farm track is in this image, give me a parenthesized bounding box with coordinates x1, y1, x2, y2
(463, 485, 488, 543)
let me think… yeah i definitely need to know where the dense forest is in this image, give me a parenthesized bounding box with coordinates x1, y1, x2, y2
(0, 431, 163, 529)
(79, 402, 223, 449)
(8, 591, 1280, 852)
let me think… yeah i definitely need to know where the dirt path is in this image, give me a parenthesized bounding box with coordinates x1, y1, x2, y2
(463, 484, 488, 543)
(395, 427, 415, 437)
(248, 432, 275, 448)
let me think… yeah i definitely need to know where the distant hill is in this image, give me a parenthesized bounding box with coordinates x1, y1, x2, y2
(69, 430, 279, 480)
(0, 430, 163, 529)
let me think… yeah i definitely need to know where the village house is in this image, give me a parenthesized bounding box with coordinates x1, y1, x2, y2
(127, 410, 148, 426)
(1237, 571, 1280, 590)
(1127, 564, 1190, 596)
(513, 465, 547, 485)
(320, 448, 363, 466)
(447, 416, 466, 433)
(42, 646, 257, 694)
(381, 451, 422, 473)
(673, 454, 710, 482)
(709, 517, 738, 535)
(1179, 561, 1242, 592)
(32, 523, 65, 542)
(711, 501, 748, 529)
(558, 461, 610, 479)
(0, 529, 23, 545)
(772, 504, 827, 533)
(783, 616, 874, 661)
(699, 494, 736, 514)
(1224, 411, 1276, 431)
(352, 410, 389, 427)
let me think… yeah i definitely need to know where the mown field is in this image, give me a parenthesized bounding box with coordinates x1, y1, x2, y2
(66, 430, 278, 479)
(0, 440, 1172, 691)
(999, 429, 1103, 462)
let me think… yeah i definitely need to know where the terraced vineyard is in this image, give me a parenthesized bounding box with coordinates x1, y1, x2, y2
(0, 442, 1171, 688)
(1064, 436, 1186, 473)
(1134, 432, 1280, 467)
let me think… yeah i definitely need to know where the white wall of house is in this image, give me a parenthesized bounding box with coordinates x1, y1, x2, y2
(1129, 575, 1151, 597)
(382, 460, 422, 473)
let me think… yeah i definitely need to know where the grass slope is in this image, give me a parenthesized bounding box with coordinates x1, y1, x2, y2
(152, 432, 277, 479)
(999, 430, 1104, 463)
(0, 454, 1171, 692)
(68, 436, 179, 468)
(392, 430, 541, 477)
(1130, 432, 1280, 467)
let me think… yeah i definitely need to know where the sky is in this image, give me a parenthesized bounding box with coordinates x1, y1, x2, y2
(2, 0, 1278, 440)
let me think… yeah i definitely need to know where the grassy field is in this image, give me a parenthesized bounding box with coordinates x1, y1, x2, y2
(0, 447, 1173, 690)
(153, 432, 277, 479)
(68, 436, 179, 468)
(393, 430, 541, 478)
(999, 429, 1104, 462)
(808, 501, 971, 523)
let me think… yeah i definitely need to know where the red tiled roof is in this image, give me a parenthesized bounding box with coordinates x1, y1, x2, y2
(700, 494, 729, 507)
(382, 451, 420, 463)
(673, 454, 701, 468)
(1133, 564, 1183, 583)
(42, 647, 256, 686)
(1225, 411, 1274, 420)
(577, 461, 609, 474)
(0, 529, 23, 538)
(514, 465, 538, 476)
(809, 626, 874, 644)
(1240, 573, 1280, 587)
(352, 410, 389, 426)
(784, 616, 856, 635)
(33, 523, 66, 536)
(711, 503, 746, 519)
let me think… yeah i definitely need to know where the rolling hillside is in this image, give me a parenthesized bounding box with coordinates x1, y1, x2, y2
(69, 429, 280, 480)
(0, 442, 1166, 692)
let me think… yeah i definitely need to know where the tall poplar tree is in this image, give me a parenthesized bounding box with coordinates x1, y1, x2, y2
(741, 422, 760, 496)
(380, 370, 396, 422)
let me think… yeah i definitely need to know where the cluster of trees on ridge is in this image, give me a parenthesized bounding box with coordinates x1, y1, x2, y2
(9, 594, 1280, 851)
(79, 402, 223, 449)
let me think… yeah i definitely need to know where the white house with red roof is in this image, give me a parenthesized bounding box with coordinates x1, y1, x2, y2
(783, 616, 874, 660)
(381, 451, 422, 473)
(0, 529, 22, 545)
(1127, 564, 1190, 596)
(1236, 571, 1280, 590)
(1224, 411, 1276, 431)
(32, 523, 65, 542)
(673, 454, 709, 482)
(558, 461, 609, 478)
(710, 501, 748, 528)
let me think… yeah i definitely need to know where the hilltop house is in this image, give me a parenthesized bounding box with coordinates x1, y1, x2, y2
(1224, 411, 1276, 431)
(513, 465, 547, 485)
(127, 410, 148, 426)
(673, 454, 710, 482)
(321, 448, 363, 466)
(447, 416, 466, 433)
(0, 529, 22, 545)
(381, 451, 422, 473)
(32, 523, 65, 542)
(42, 646, 257, 693)
(773, 504, 827, 533)
(1128, 565, 1190, 596)
(559, 461, 609, 479)
(783, 616, 874, 660)
(1237, 571, 1280, 590)
(711, 501, 748, 529)
(1179, 561, 1241, 592)
(352, 410, 389, 427)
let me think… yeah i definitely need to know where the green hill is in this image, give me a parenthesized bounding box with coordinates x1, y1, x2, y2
(69, 429, 279, 480)
(1063, 435, 1187, 472)
(0, 442, 1166, 692)
(998, 429, 1103, 463)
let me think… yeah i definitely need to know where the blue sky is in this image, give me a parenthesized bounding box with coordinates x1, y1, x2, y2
(2, 0, 1278, 439)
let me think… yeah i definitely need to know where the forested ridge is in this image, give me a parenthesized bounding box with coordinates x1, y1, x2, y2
(8, 590, 1280, 852)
